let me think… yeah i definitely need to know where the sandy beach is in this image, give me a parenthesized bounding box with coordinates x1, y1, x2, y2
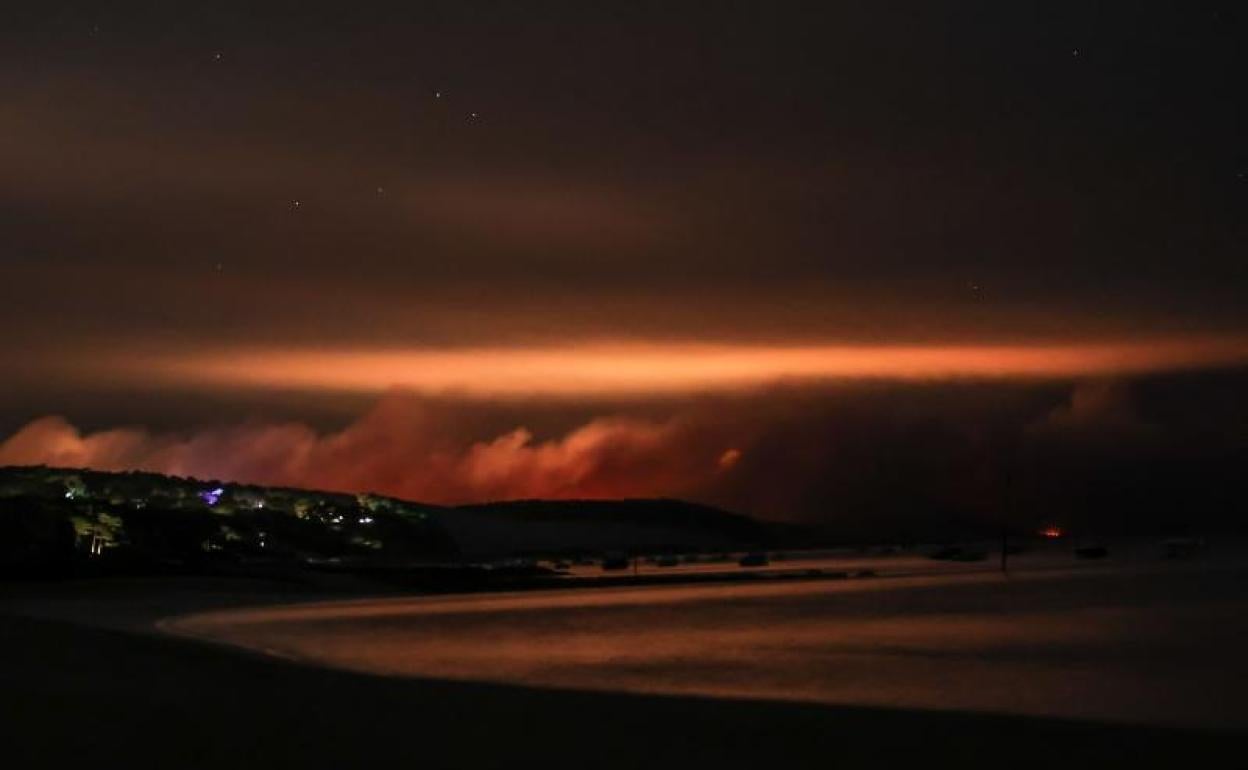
(4, 555, 1245, 768)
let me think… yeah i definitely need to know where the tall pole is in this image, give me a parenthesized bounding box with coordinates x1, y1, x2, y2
(1001, 464, 1012, 576)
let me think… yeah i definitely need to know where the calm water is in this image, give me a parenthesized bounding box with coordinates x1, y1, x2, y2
(170, 553, 1248, 730)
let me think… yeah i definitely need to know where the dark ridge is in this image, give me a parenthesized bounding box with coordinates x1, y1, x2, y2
(0, 464, 459, 578)
(454, 497, 772, 537)
(0, 465, 791, 576)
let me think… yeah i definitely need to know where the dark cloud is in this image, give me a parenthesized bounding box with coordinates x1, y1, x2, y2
(1028, 381, 1154, 442)
(3, 2, 1246, 372)
(2, 2, 1247, 539)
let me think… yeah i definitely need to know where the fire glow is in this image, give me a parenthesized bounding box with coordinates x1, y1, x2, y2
(135, 337, 1248, 398)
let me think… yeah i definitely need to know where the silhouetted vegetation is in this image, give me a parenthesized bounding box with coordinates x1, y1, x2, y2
(0, 466, 795, 580)
(0, 466, 458, 577)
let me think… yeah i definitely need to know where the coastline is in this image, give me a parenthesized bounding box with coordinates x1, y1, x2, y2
(3, 609, 1238, 770)
(5, 556, 1247, 768)
(156, 561, 1248, 732)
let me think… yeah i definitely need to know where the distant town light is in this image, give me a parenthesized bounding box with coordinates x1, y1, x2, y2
(1040, 526, 1064, 539)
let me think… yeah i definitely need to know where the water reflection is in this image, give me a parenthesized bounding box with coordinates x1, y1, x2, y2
(170, 556, 1248, 731)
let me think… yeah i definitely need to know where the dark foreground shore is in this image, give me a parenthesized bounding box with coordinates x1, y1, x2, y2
(1, 606, 1238, 770)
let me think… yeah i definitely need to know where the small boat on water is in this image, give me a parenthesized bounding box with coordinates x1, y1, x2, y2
(601, 555, 631, 571)
(738, 552, 769, 567)
(928, 545, 988, 562)
(1161, 537, 1205, 559)
(1074, 544, 1109, 559)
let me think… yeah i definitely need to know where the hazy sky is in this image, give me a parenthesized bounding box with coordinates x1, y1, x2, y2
(2, 2, 1246, 527)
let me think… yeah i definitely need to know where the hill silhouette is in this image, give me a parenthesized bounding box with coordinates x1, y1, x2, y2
(0, 466, 780, 575)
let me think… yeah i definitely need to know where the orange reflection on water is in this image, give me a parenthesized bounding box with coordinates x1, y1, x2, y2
(165, 559, 1248, 731)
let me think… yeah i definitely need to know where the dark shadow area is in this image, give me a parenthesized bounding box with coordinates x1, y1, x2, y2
(0, 613, 1236, 769)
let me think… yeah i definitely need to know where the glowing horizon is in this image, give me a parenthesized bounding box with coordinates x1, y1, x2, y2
(119, 336, 1248, 398)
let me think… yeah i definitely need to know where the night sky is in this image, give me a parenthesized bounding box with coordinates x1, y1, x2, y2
(3, 2, 1246, 533)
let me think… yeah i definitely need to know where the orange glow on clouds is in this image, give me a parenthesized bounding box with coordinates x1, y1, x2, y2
(0, 402, 725, 504)
(136, 338, 1248, 398)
